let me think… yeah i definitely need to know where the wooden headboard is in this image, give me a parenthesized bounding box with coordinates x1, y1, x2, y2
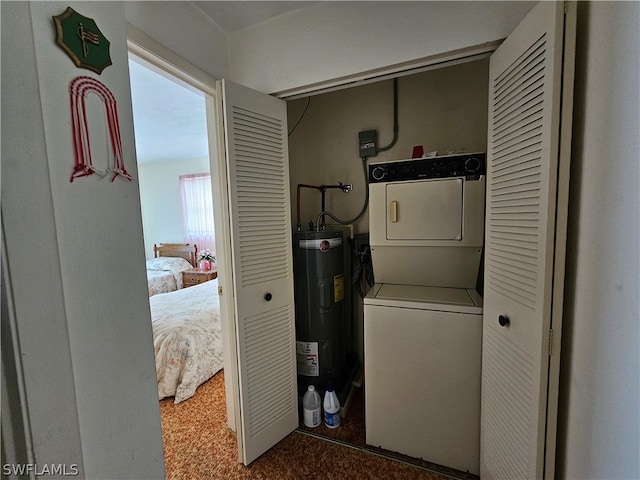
(153, 243, 198, 267)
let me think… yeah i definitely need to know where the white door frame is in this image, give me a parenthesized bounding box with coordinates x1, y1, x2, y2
(127, 25, 240, 435)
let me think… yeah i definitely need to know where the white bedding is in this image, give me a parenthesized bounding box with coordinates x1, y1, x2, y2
(147, 270, 177, 296)
(150, 279, 223, 403)
(146, 257, 193, 296)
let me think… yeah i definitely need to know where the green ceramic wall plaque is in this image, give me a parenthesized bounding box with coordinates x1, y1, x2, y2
(53, 7, 112, 74)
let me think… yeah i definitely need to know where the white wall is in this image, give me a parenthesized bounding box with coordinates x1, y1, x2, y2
(557, 2, 640, 479)
(138, 158, 210, 259)
(228, 1, 535, 94)
(125, 1, 228, 81)
(2, 2, 165, 477)
(1, 2, 84, 470)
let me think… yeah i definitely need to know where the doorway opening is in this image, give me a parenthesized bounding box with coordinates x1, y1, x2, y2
(128, 55, 212, 257)
(287, 57, 489, 479)
(127, 41, 239, 468)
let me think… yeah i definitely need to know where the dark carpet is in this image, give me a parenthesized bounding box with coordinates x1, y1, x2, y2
(160, 371, 476, 480)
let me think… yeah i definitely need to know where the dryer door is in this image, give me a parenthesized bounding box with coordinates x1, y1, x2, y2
(386, 178, 463, 241)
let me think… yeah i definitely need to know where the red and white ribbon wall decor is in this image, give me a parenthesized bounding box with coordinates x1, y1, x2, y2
(69, 76, 134, 182)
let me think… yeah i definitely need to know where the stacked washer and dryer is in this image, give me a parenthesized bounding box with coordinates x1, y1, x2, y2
(364, 153, 486, 475)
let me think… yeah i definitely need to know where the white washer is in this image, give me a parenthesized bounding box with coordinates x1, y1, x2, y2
(364, 283, 482, 475)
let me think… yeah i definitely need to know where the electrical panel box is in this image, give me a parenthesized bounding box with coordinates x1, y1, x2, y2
(359, 130, 377, 158)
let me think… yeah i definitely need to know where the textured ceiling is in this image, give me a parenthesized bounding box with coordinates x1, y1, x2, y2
(193, 1, 320, 32)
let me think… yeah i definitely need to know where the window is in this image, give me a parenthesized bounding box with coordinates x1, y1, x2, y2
(180, 173, 215, 255)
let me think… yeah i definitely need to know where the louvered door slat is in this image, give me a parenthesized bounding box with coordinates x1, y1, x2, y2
(222, 79, 298, 465)
(242, 306, 295, 437)
(233, 105, 290, 287)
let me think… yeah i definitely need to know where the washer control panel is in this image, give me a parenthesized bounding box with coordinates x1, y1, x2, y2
(369, 153, 486, 183)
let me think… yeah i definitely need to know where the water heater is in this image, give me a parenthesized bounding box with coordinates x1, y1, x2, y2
(293, 230, 346, 390)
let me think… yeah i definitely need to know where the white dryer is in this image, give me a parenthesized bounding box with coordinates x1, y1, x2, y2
(364, 153, 486, 475)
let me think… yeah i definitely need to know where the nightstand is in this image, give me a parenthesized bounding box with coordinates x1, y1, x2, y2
(182, 268, 217, 288)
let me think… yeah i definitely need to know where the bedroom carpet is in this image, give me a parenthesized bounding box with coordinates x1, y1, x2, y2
(159, 372, 477, 480)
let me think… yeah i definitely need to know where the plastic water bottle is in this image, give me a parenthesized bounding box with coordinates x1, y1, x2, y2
(323, 383, 341, 428)
(302, 385, 321, 428)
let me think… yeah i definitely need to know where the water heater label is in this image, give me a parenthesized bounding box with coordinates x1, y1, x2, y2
(298, 238, 343, 250)
(296, 341, 319, 376)
(334, 274, 344, 302)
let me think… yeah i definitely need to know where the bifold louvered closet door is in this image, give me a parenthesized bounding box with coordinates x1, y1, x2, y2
(481, 2, 574, 479)
(221, 80, 298, 465)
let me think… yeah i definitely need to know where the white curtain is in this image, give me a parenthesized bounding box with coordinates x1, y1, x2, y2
(179, 173, 216, 257)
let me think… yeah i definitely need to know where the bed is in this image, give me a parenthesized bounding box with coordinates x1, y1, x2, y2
(146, 243, 197, 296)
(151, 278, 223, 403)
